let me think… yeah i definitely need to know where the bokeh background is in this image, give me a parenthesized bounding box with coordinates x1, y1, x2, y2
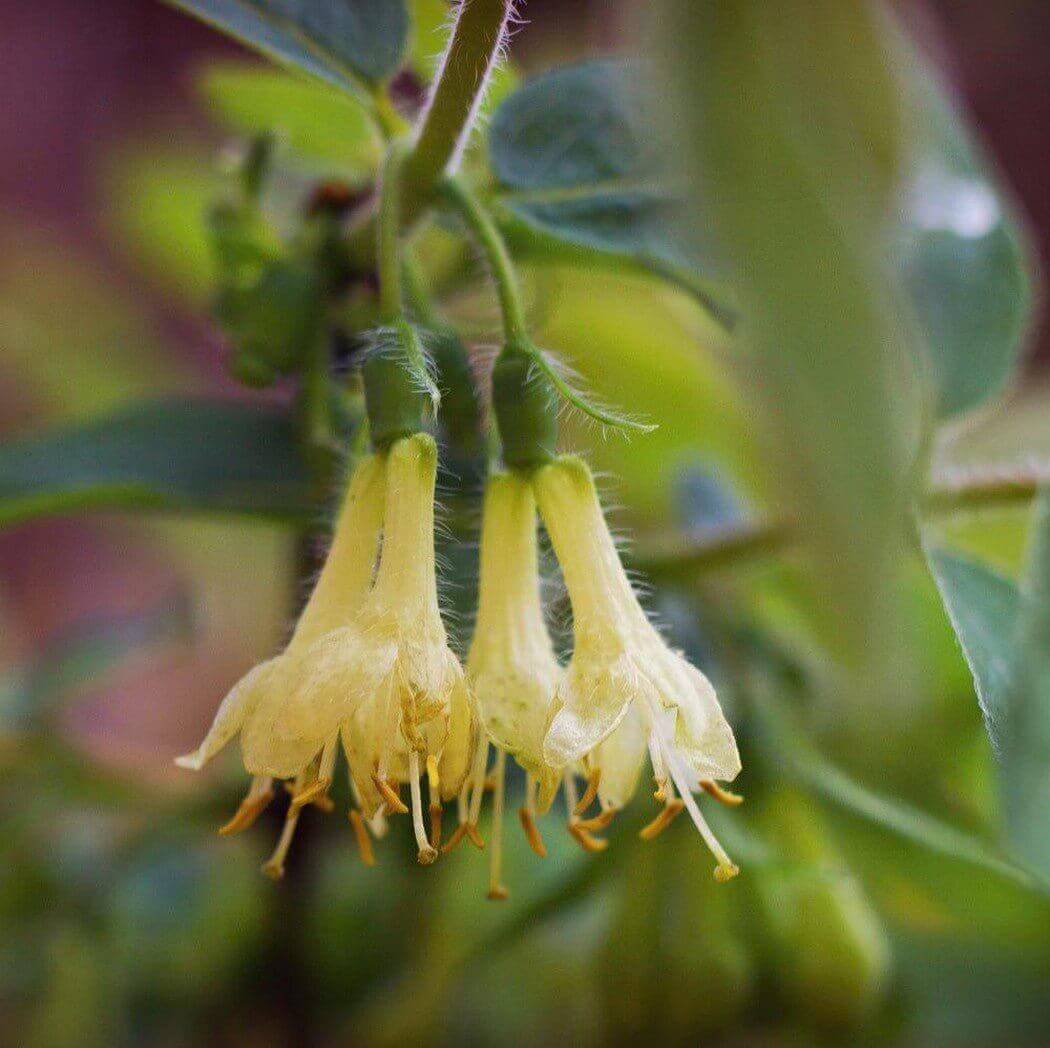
(1, 2, 1047, 1046)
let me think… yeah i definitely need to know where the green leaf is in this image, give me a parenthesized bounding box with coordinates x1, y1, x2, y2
(0, 398, 315, 528)
(164, 0, 408, 90)
(750, 684, 1045, 895)
(198, 62, 382, 170)
(928, 507, 1050, 879)
(487, 59, 733, 320)
(659, 2, 917, 680)
(896, 56, 1033, 418)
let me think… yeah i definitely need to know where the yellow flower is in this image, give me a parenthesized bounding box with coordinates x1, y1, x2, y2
(310, 433, 476, 864)
(176, 453, 387, 876)
(457, 471, 561, 897)
(534, 455, 742, 881)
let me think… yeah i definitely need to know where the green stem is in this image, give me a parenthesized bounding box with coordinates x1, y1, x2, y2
(633, 467, 1047, 578)
(402, 0, 512, 222)
(441, 177, 530, 345)
(378, 140, 410, 322)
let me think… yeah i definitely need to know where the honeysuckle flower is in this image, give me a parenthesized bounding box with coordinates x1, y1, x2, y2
(457, 471, 561, 898)
(301, 433, 476, 865)
(175, 453, 387, 877)
(533, 455, 743, 881)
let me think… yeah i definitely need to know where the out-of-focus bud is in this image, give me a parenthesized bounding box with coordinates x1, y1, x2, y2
(753, 790, 891, 1030)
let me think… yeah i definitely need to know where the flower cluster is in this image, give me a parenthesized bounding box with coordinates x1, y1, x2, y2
(179, 439, 741, 888)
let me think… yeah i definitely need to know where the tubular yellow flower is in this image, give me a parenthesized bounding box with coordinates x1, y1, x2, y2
(533, 455, 743, 881)
(313, 433, 476, 864)
(175, 453, 387, 875)
(459, 471, 561, 894)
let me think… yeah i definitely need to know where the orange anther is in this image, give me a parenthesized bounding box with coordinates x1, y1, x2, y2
(348, 809, 376, 867)
(372, 774, 409, 814)
(573, 769, 601, 816)
(639, 799, 685, 841)
(568, 821, 609, 853)
(518, 808, 548, 858)
(218, 788, 274, 837)
(701, 781, 744, 807)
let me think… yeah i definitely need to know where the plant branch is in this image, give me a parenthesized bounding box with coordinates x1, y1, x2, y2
(634, 465, 1047, 578)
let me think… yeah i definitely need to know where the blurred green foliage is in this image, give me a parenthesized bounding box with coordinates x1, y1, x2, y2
(0, 1, 1047, 1045)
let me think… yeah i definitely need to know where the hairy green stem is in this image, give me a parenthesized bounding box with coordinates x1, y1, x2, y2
(441, 177, 530, 345)
(378, 140, 410, 322)
(402, 0, 512, 221)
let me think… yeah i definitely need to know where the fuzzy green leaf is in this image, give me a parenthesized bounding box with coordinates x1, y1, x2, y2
(0, 399, 315, 527)
(163, 0, 408, 90)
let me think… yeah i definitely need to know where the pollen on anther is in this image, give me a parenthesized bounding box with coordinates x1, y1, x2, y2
(574, 769, 601, 816)
(373, 774, 409, 814)
(568, 821, 609, 853)
(518, 808, 547, 858)
(349, 809, 376, 867)
(701, 780, 744, 807)
(639, 798, 684, 841)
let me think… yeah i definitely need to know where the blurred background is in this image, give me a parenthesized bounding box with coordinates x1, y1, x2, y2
(0, 2, 1047, 1046)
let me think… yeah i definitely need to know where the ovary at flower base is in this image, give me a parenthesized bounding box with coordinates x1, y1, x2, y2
(451, 471, 561, 898)
(308, 432, 476, 866)
(533, 455, 743, 882)
(175, 452, 387, 877)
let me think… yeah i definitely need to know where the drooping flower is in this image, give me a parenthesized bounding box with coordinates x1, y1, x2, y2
(176, 452, 387, 876)
(533, 455, 743, 881)
(456, 471, 561, 898)
(305, 432, 476, 865)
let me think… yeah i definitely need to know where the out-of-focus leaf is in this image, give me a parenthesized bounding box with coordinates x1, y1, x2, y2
(107, 149, 219, 304)
(928, 502, 1050, 878)
(750, 685, 1045, 895)
(0, 229, 180, 419)
(534, 269, 755, 519)
(163, 0, 408, 90)
(659, 1, 917, 677)
(488, 60, 733, 321)
(927, 550, 1019, 749)
(198, 63, 382, 170)
(895, 47, 1033, 419)
(0, 398, 315, 528)
(0, 597, 193, 731)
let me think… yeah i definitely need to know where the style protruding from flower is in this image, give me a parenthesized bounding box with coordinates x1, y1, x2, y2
(459, 470, 561, 898)
(175, 453, 387, 877)
(533, 455, 743, 882)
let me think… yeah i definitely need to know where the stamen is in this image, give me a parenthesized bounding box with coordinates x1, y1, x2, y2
(408, 751, 438, 865)
(441, 822, 469, 854)
(348, 809, 376, 867)
(577, 808, 617, 832)
(701, 780, 744, 807)
(466, 823, 485, 849)
(647, 700, 738, 881)
(574, 768, 601, 815)
(562, 770, 580, 817)
(568, 822, 609, 853)
(518, 808, 547, 858)
(219, 775, 274, 836)
(261, 778, 305, 880)
(427, 755, 443, 847)
(372, 773, 409, 815)
(487, 748, 508, 900)
(639, 798, 685, 841)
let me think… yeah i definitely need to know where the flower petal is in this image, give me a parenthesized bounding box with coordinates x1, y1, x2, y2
(671, 662, 741, 783)
(174, 658, 277, 770)
(593, 701, 649, 809)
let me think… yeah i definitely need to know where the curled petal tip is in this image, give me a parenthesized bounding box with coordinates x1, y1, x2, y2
(174, 751, 205, 771)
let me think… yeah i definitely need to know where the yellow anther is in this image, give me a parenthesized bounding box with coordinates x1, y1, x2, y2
(442, 822, 469, 854)
(487, 885, 509, 901)
(574, 769, 601, 816)
(576, 808, 616, 833)
(348, 809, 376, 867)
(290, 778, 331, 811)
(714, 862, 740, 883)
(639, 798, 685, 841)
(218, 777, 274, 836)
(372, 774, 409, 815)
(701, 780, 744, 807)
(518, 807, 548, 858)
(568, 821, 609, 853)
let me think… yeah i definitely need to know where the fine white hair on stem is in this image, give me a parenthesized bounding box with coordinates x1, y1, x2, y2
(416, 0, 521, 176)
